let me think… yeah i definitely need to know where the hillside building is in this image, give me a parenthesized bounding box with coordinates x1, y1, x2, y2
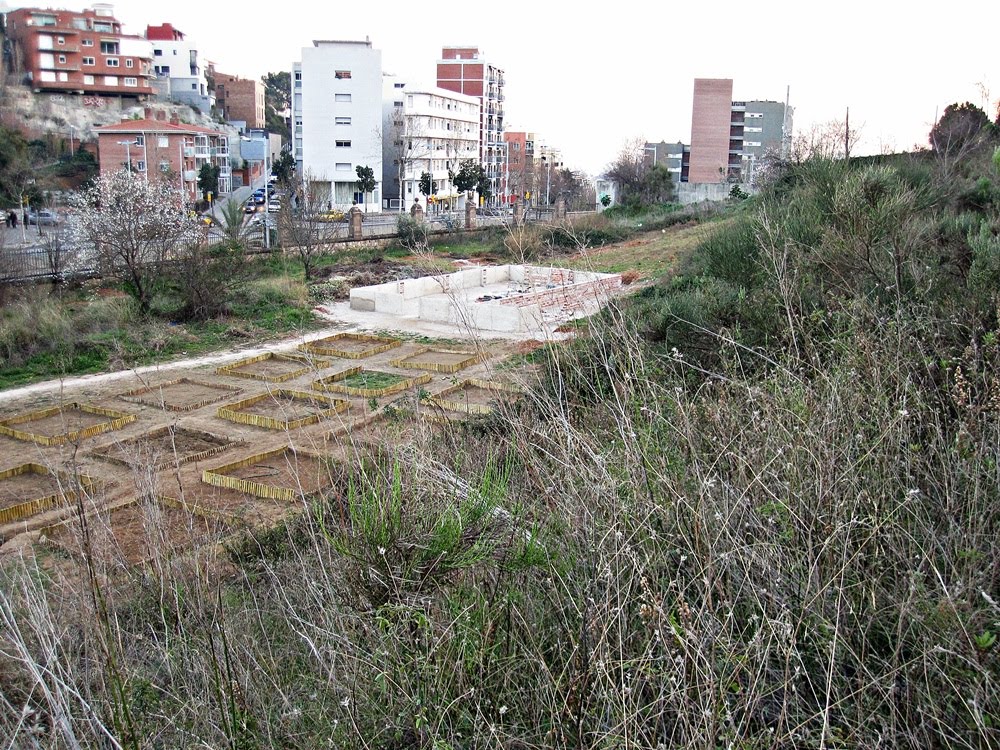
(381, 78, 479, 211)
(214, 72, 265, 130)
(145, 23, 214, 114)
(4, 4, 154, 98)
(436, 46, 505, 204)
(292, 39, 383, 212)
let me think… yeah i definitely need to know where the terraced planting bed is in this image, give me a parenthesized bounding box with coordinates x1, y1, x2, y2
(120, 378, 242, 411)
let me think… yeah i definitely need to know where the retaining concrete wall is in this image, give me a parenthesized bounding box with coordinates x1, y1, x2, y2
(349, 264, 621, 333)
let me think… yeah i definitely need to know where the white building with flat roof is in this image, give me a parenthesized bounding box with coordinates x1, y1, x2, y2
(293, 39, 383, 212)
(381, 77, 480, 211)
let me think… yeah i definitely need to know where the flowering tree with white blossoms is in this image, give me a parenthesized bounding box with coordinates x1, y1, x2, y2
(72, 169, 198, 314)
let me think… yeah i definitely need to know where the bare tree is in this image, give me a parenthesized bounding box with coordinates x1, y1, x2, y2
(603, 137, 647, 203)
(72, 169, 197, 315)
(278, 169, 345, 280)
(381, 105, 432, 212)
(789, 118, 862, 162)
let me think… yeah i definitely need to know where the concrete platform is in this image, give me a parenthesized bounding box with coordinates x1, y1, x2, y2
(348, 265, 621, 334)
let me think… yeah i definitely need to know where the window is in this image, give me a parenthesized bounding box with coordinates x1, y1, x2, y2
(100, 41, 119, 55)
(103, 75, 118, 85)
(93, 22, 113, 33)
(58, 55, 66, 64)
(335, 140, 351, 148)
(124, 77, 137, 87)
(335, 93, 351, 103)
(82, 38, 94, 46)
(191, 83, 197, 90)
(744, 141, 762, 147)
(107, 58, 119, 67)
(158, 136, 169, 147)
(393, 82, 404, 88)
(135, 161, 146, 172)
(83, 74, 94, 84)
(125, 59, 133, 68)
(159, 160, 170, 172)
(57, 36, 65, 45)
(393, 139, 403, 147)
(746, 112, 763, 119)
(134, 135, 144, 146)
(393, 100, 403, 107)
(72, 18, 88, 30)
(744, 126, 762, 133)
(335, 70, 351, 79)
(154, 49, 162, 56)
(335, 116, 351, 125)
(335, 162, 351, 171)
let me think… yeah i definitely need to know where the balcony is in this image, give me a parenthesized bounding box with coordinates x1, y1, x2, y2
(194, 146, 210, 158)
(183, 146, 195, 157)
(183, 170, 197, 181)
(211, 145, 229, 156)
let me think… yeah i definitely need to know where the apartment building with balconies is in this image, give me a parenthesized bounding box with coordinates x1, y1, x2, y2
(292, 39, 383, 212)
(95, 118, 232, 203)
(436, 46, 505, 204)
(381, 78, 479, 211)
(145, 23, 214, 114)
(687, 78, 792, 183)
(4, 4, 153, 98)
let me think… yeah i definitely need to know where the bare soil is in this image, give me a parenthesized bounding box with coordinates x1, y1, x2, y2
(224, 451, 338, 496)
(124, 379, 240, 411)
(0, 469, 63, 509)
(44, 501, 227, 565)
(92, 427, 235, 468)
(6, 407, 111, 438)
(307, 336, 392, 355)
(238, 393, 330, 422)
(166, 484, 282, 520)
(396, 350, 478, 369)
(229, 358, 310, 378)
(440, 383, 507, 408)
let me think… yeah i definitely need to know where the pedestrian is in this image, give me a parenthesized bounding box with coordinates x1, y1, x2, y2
(4, 211, 11, 229)
(10, 210, 18, 228)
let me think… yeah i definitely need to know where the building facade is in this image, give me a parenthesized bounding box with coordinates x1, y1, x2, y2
(687, 78, 792, 183)
(503, 130, 536, 203)
(215, 71, 265, 130)
(95, 118, 232, 203)
(381, 79, 479, 211)
(436, 46, 505, 204)
(644, 141, 686, 183)
(5, 5, 154, 98)
(292, 39, 383, 212)
(145, 23, 214, 114)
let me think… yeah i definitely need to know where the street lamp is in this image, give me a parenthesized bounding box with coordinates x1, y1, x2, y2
(117, 139, 135, 171)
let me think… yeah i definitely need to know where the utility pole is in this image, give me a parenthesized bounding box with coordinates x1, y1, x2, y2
(845, 107, 850, 160)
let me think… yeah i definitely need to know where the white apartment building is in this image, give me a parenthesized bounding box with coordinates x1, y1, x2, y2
(145, 23, 214, 114)
(381, 78, 480, 211)
(293, 39, 383, 212)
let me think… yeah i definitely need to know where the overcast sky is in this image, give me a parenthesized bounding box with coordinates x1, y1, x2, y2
(11, 0, 998, 175)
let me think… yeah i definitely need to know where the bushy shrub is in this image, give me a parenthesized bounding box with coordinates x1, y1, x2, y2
(396, 214, 428, 250)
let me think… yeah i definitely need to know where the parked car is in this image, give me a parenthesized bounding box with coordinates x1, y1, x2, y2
(267, 199, 281, 213)
(27, 209, 59, 226)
